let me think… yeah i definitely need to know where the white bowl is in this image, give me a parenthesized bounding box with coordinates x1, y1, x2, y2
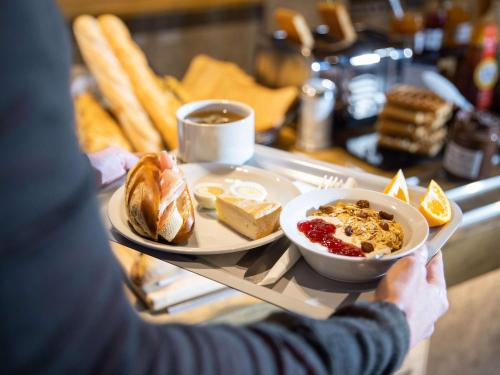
(280, 188, 429, 283)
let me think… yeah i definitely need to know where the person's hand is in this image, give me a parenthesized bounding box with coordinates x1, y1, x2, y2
(375, 247, 449, 348)
(87, 146, 139, 186)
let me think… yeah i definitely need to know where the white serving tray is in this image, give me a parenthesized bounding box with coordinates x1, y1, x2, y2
(101, 145, 462, 319)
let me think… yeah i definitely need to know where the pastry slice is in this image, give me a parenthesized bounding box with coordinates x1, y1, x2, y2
(386, 85, 453, 116)
(376, 119, 447, 141)
(380, 104, 435, 125)
(379, 105, 451, 129)
(215, 196, 281, 240)
(378, 134, 446, 156)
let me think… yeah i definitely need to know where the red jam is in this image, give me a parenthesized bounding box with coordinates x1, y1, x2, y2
(297, 218, 364, 257)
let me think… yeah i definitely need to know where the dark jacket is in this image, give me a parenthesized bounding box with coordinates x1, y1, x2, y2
(0, 1, 409, 374)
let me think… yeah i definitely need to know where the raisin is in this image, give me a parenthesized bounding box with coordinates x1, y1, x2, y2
(344, 225, 353, 236)
(319, 205, 334, 214)
(361, 241, 374, 253)
(380, 222, 389, 231)
(357, 211, 368, 219)
(379, 211, 394, 220)
(356, 200, 370, 208)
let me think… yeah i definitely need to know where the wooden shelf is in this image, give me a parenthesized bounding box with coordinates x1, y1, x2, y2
(57, 0, 262, 18)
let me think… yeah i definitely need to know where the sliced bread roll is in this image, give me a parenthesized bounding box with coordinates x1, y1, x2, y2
(125, 153, 194, 244)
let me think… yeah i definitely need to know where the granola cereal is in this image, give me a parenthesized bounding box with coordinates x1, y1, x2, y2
(310, 201, 404, 257)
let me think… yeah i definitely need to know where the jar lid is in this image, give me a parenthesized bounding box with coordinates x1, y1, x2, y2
(455, 110, 500, 143)
(474, 111, 500, 132)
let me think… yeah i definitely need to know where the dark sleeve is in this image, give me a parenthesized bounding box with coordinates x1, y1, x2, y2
(0, 1, 409, 374)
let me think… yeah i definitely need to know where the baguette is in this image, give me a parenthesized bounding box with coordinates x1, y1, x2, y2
(163, 76, 193, 104)
(98, 15, 178, 150)
(73, 15, 162, 153)
(74, 92, 133, 153)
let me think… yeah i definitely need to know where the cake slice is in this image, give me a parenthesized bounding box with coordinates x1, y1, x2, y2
(215, 196, 281, 240)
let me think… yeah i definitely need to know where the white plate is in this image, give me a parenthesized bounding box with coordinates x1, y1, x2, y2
(108, 163, 301, 254)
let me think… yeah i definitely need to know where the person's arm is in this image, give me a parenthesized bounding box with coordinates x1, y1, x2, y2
(0, 1, 443, 374)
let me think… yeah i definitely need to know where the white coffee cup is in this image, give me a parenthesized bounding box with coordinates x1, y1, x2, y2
(177, 100, 255, 164)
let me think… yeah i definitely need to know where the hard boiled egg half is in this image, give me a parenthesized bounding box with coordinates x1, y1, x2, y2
(193, 183, 225, 209)
(229, 181, 268, 202)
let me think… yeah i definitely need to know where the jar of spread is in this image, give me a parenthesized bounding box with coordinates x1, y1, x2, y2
(443, 110, 499, 180)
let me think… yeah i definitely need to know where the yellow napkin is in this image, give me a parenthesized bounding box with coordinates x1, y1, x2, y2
(182, 55, 298, 133)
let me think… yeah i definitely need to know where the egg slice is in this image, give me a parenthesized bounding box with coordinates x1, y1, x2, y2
(193, 183, 225, 209)
(229, 181, 268, 202)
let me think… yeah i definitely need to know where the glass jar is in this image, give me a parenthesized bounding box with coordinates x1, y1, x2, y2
(443, 110, 500, 180)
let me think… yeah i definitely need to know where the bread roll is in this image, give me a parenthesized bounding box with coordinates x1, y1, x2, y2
(125, 153, 194, 244)
(98, 15, 178, 150)
(317, 2, 357, 44)
(74, 92, 132, 153)
(274, 8, 314, 49)
(73, 15, 162, 152)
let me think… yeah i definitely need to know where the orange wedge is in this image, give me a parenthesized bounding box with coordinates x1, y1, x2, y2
(384, 169, 410, 203)
(419, 180, 451, 227)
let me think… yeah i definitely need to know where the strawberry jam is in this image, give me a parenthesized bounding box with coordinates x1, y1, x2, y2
(297, 218, 364, 257)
